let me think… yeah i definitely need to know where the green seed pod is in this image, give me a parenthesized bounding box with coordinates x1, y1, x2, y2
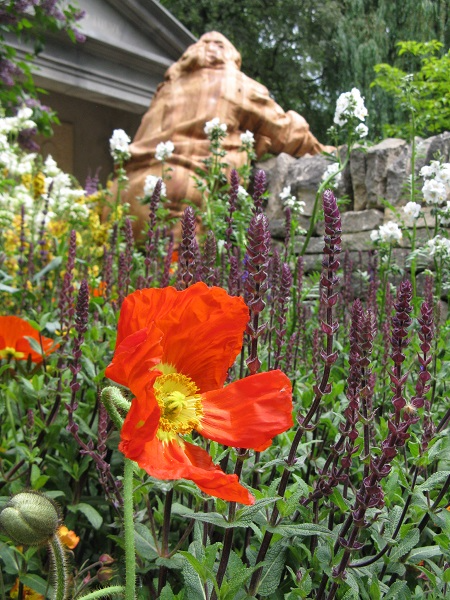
(0, 491, 61, 546)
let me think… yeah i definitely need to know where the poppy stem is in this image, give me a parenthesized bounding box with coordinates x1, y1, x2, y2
(123, 458, 136, 600)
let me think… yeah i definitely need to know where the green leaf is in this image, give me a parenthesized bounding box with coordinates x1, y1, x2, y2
(68, 502, 103, 529)
(415, 471, 450, 493)
(267, 523, 332, 538)
(256, 541, 286, 596)
(21, 574, 48, 596)
(390, 528, 420, 561)
(234, 497, 278, 525)
(134, 522, 159, 561)
(407, 545, 441, 563)
(32, 256, 63, 282)
(383, 580, 411, 600)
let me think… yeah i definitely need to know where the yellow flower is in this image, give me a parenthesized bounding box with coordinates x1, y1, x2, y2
(10, 578, 44, 599)
(33, 172, 46, 199)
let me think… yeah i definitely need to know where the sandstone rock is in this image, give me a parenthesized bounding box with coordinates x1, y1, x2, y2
(257, 153, 297, 222)
(365, 139, 407, 209)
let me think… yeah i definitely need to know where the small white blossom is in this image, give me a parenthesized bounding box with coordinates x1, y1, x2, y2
(439, 200, 450, 226)
(109, 129, 131, 160)
(420, 161, 440, 179)
(403, 201, 421, 219)
(143, 175, 166, 198)
(43, 155, 60, 177)
(355, 123, 369, 138)
(334, 88, 368, 127)
(155, 140, 175, 162)
(204, 117, 227, 138)
(240, 130, 255, 146)
(427, 235, 450, 258)
(322, 162, 342, 184)
(422, 178, 447, 205)
(279, 185, 305, 214)
(237, 186, 249, 202)
(371, 221, 402, 243)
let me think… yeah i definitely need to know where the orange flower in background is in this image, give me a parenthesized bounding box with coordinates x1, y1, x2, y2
(0, 316, 57, 363)
(106, 282, 293, 505)
(58, 525, 80, 549)
(9, 578, 44, 599)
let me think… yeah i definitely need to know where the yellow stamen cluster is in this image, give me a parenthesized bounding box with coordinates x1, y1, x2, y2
(154, 372, 203, 442)
(0, 347, 25, 360)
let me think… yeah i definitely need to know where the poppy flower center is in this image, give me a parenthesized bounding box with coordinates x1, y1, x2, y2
(0, 347, 26, 360)
(154, 372, 203, 441)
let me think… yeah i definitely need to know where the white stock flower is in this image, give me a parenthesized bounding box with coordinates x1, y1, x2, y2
(422, 178, 447, 205)
(439, 200, 450, 226)
(109, 129, 131, 160)
(16, 106, 33, 121)
(403, 201, 421, 219)
(204, 117, 227, 138)
(240, 130, 255, 146)
(427, 235, 450, 258)
(355, 123, 369, 138)
(333, 88, 368, 127)
(155, 140, 174, 161)
(144, 175, 166, 198)
(371, 221, 402, 243)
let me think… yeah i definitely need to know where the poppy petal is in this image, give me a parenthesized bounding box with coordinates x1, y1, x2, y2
(106, 323, 163, 388)
(114, 283, 249, 392)
(198, 370, 293, 451)
(119, 372, 161, 460)
(0, 316, 58, 363)
(126, 437, 254, 504)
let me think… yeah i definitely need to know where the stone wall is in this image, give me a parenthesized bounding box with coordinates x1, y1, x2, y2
(259, 132, 450, 274)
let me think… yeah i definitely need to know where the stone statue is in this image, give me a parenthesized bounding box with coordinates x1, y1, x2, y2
(118, 31, 333, 237)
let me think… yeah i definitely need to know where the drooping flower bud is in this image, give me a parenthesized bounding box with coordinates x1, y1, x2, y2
(0, 491, 61, 546)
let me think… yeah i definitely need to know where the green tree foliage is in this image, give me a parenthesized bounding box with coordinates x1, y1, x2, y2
(161, 0, 450, 140)
(372, 40, 450, 140)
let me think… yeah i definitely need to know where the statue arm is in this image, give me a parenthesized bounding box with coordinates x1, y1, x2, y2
(241, 79, 331, 157)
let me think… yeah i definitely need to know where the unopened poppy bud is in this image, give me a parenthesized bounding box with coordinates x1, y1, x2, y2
(99, 553, 115, 565)
(0, 491, 60, 546)
(97, 566, 116, 582)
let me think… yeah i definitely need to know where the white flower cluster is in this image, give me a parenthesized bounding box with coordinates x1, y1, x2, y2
(403, 201, 422, 220)
(334, 88, 368, 129)
(109, 129, 131, 161)
(370, 221, 402, 244)
(279, 185, 305, 215)
(2, 151, 89, 231)
(0, 106, 38, 176)
(427, 235, 450, 258)
(143, 175, 166, 198)
(0, 106, 36, 135)
(204, 117, 227, 139)
(155, 140, 174, 162)
(240, 130, 255, 146)
(322, 162, 342, 185)
(420, 160, 450, 206)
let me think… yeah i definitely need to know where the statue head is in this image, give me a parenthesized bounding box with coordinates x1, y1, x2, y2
(165, 32, 241, 80)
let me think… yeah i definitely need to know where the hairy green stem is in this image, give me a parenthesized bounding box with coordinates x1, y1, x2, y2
(48, 534, 69, 600)
(123, 458, 136, 600)
(78, 586, 126, 600)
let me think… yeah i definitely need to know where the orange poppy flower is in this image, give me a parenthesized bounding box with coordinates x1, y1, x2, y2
(0, 316, 57, 363)
(106, 282, 293, 504)
(58, 524, 80, 549)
